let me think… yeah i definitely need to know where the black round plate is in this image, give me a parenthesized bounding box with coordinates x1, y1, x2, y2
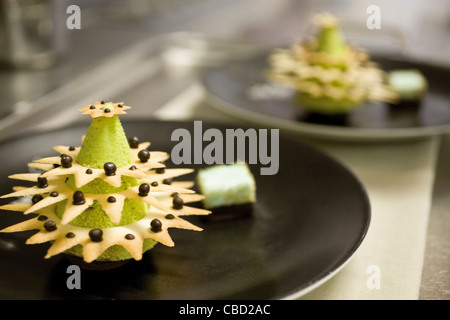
(201, 53, 450, 141)
(0, 120, 370, 299)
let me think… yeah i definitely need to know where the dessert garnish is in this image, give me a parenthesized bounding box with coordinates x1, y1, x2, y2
(0, 101, 210, 266)
(197, 163, 256, 220)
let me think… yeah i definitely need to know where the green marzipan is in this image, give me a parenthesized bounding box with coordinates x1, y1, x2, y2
(317, 25, 347, 56)
(76, 115, 133, 169)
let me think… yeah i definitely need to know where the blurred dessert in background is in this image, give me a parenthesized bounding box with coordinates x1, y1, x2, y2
(267, 12, 398, 123)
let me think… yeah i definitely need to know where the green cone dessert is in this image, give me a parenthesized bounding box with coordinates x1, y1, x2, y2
(267, 12, 397, 115)
(0, 101, 210, 266)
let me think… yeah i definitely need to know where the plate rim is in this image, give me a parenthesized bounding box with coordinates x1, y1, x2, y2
(275, 136, 371, 299)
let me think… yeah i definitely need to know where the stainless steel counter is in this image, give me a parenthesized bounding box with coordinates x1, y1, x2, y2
(421, 134, 450, 300)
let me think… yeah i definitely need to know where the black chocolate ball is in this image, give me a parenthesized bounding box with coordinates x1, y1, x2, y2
(32, 194, 43, 204)
(138, 183, 150, 196)
(44, 220, 57, 232)
(61, 154, 73, 168)
(89, 229, 103, 242)
(103, 162, 117, 176)
(138, 149, 150, 163)
(128, 136, 140, 149)
(72, 191, 86, 205)
(172, 196, 184, 210)
(150, 219, 162, 232)
(165, 214, 175, 220)
(125, 234, 135, 240)
(37, 177, 48, 188)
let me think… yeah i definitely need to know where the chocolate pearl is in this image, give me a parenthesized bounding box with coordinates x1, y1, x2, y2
(117, 103, 123, 108)
(129, 165, 137, 171)
(151, 181, 158, 187)
(44, 220, 57, 232)
(89, 229, 103, 242)
(61, 154, 73, 168)
(107, 196, 116, 203)
(100, 100, 106, 104)
(50, 191, 59, 197)
(138, 183, 150, 197)
(104, 108, 111, 113)
(138, 149, 150, 163)
(38, 215, 48, 221)
(172, 196, 184, 210)
(150, 219, 162, 233)
(66, 232, 75, 238)
(86, 168, 93, 174)
(155, 167, 165, 174)
(72, 191, 85, 205)
(104, 162, 116, 176)
(37, 177, 48, 188)
(31, 194, 43, 204)
(171, 192, 179, 198)
(128, 136, 140, 149)
(89, 105, 95, 109)
(162, 178, 172, 185)
(125, 234, 135, 240)
(165, 214, 175, 220)
(69, 146, 75, 151)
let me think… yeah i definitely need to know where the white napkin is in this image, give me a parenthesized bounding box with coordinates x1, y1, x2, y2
(154, 83, 439, 300)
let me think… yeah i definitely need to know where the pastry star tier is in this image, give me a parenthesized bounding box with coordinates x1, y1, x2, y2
(0, 101, 210, 264)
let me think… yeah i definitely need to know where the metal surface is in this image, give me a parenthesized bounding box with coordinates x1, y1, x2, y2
(0, 0, 67, 69)
(0, 0, 247, 136)
(419, 134, 450, 300)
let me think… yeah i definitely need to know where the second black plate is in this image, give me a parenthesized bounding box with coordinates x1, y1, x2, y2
(202, 53, 450, 141)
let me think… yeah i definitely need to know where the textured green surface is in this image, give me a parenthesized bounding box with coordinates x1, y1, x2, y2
(297, 93, 360, 113)
(65, 239, 157, 261)
(65, 174, 138, 194)
(56, 112, 155, 261)
(56, 198, 148, 228)
(76, 115, 132, 169)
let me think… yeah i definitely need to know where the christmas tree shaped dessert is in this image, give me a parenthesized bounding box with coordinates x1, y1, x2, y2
(0, 101, 210, 268)
(267, 13, 397, 120)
